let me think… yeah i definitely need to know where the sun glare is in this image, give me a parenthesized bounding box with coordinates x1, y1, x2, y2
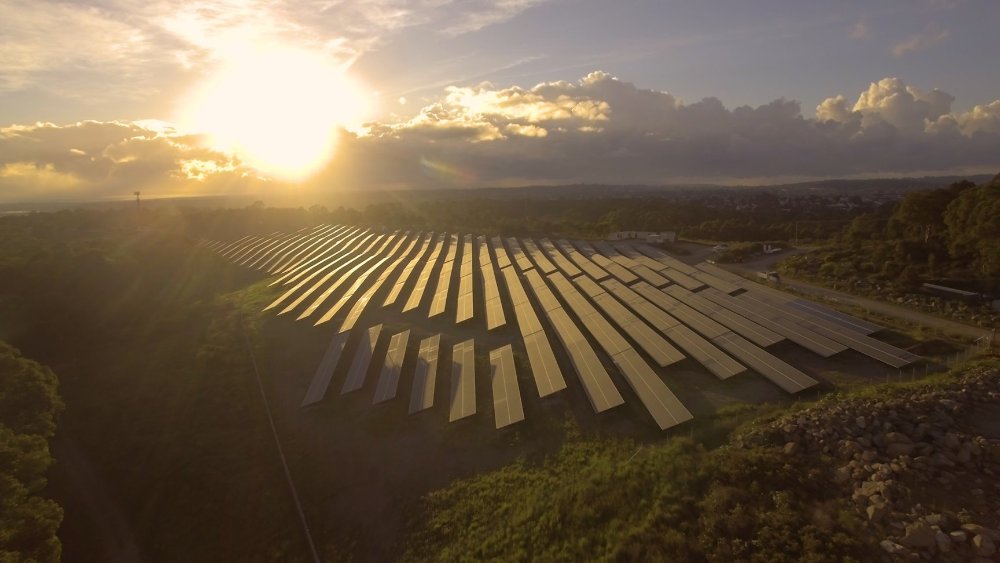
(177, 47, 369, 181)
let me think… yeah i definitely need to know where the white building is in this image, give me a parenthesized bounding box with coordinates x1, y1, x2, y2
(606, 230, 677, 243)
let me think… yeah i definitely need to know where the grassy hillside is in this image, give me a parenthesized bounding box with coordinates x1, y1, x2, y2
(404, 358, 1000, 562)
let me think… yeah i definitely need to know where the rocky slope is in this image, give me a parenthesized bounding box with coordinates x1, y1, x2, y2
(742, 359, 1000, 561)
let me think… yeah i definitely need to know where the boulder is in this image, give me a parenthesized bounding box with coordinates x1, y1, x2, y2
(962, 524, 1000, 541)
(867, 504, 887, 523)
(880, 539, 908, 555)
(885, 431, 911, 444)
(935, 531, 951, 553)
(899, 522, 937, 548)
(941, 433, 961, 449)
(783, 441, 800, 455)
(972, 534, 996, 557)
(886, 442, 915, 457)
(924, 513, 948, 528)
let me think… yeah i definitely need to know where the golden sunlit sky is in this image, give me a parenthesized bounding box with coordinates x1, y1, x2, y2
(1, 0, 999, 201)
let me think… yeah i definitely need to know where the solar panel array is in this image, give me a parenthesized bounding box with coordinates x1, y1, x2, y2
(202, 226, 921, 431)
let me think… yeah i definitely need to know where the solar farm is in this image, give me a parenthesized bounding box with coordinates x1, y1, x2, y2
(201, 224, 922, 432)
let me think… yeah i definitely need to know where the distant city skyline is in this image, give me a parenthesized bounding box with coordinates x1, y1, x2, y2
(1, 0, 999, 200)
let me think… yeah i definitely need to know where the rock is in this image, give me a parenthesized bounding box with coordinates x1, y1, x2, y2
(899, 522, 937, 548)
(887, 442, 916, 457)
(885, 431, 911, 444)
(950, 531, 968, 543)
(932, 453, 955, 468)
(783, 441, 799, 455)
(862, 449, 878, 462)
(856, 416, 867, 429)
(867, 504, 888, 523)
(935, 531, 951, 553)
(972, 534, 996, 557)
(924, 513, 948, 528)
(942, 433, 961, 449)
(853, 481, 883, 502)
(834, 466, 852, 484)
(880, 539, 908, 555)
(940, 399, 961, 411)
(962, 524, 1000, 541)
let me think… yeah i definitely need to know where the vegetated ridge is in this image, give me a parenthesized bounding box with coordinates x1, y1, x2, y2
(404, 358, 1000, 562)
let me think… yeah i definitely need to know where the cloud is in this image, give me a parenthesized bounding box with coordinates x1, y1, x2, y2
(4, 73, 999, 199)
(313, 72, 998, 189)
(0, 121, 264, 201)
(839, 77, 955, 134)
(0, 0, 549, 107)
(891, 26, 950, 57)
(849, 18, 871, 39)
(0, 0, 173, 100)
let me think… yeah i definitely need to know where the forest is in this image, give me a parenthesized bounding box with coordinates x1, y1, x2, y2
(0, 342, 63, 561)
(782, 173, 1000, 292)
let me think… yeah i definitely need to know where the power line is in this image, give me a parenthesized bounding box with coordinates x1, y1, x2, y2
(240, 311, 322, 563)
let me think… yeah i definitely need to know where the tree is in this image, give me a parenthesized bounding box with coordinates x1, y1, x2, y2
(944, 178, 1000, 276)
(0, 342, 64, 562)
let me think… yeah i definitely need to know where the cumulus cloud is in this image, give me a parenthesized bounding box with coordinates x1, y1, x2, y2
(3, 73, 999, 199)
(313, 72, 999, 189)
(0, 121, 264, 201)
(831, 77, 956, 134)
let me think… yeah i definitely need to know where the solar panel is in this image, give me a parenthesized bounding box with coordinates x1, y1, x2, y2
(449, 339, 477, 421)
(521, 238, 558, 274)
(489, 345, 525, 429)
(383, 234, 435, 307)
(341, 324, 383, 394)
(301, 331, 350, 406)
(612, 348, 693, 430)
(555, 239, 610, 280)
(409, 334, 440, 414)
(539, 238, 582, 278)
(402, 234, 447, 312)
(373, 330, 411, 403)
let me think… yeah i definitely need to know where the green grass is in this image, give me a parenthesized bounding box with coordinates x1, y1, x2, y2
(403, 358, 1000, 562)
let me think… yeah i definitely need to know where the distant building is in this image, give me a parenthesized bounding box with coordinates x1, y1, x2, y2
(607, 230, 677, 243)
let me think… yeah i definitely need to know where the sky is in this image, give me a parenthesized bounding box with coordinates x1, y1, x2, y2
(1, 0, 999, 201)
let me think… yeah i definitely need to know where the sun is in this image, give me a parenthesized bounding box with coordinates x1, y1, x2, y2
(177, 46, 369, 181)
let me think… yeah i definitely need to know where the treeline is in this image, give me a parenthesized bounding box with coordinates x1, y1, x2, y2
(783, 173, 1000, 290)
(222, 195, 862, 243)
(0, 342, 64, 562)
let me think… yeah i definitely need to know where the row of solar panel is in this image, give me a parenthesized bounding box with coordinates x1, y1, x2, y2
(201, 223, 919, 430)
